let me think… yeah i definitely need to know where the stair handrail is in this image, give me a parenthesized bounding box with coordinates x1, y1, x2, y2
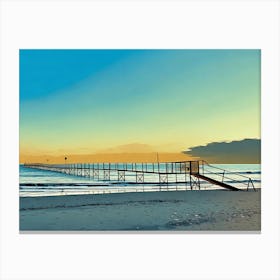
(200, 160, 256, 191)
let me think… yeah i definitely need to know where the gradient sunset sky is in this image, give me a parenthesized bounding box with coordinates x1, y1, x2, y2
(20, 49, 260, 161)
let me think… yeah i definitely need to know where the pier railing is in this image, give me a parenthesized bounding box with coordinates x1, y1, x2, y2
(199, 160, 256, 191)
(23, 160, 257, 191)
(25, 162, 194, 174)
(23, 161, 196, 189)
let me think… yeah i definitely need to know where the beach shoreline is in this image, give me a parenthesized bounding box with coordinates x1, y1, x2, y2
(20, 190, 261, 231)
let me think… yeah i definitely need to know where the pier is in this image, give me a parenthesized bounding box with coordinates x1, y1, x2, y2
(23, 160, 256, 191)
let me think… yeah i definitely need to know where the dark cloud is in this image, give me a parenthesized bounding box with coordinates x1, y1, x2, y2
(183, 139, 261, 163)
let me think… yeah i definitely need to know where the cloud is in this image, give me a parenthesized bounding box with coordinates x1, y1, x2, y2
(183, 138, 261, 163)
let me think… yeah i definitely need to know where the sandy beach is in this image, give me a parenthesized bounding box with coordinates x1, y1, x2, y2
(20, 190, 261, 231)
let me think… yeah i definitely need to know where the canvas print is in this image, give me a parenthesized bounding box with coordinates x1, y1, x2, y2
(19, 49, 261, 231)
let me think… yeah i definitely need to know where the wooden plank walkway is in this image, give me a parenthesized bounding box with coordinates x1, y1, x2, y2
(193, 174, 240, 191)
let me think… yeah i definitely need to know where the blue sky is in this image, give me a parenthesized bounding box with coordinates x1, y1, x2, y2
(20, 49, 260, 157)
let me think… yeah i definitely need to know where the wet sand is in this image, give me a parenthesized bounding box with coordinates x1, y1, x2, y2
(20, 190, 261, 231)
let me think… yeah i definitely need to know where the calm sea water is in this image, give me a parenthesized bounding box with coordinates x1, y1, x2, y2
(19, 164, 261, 197)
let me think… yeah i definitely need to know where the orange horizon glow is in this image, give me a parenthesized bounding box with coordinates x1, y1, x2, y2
(19, 152, 197, 164)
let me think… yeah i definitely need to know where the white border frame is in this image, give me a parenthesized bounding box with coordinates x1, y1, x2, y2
(1, 0, 280, 279)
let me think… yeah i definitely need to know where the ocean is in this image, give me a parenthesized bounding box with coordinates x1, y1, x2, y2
(19, 163, 261, 197)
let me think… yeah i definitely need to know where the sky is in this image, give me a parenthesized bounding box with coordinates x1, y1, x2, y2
(20, 49, 260, 163)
